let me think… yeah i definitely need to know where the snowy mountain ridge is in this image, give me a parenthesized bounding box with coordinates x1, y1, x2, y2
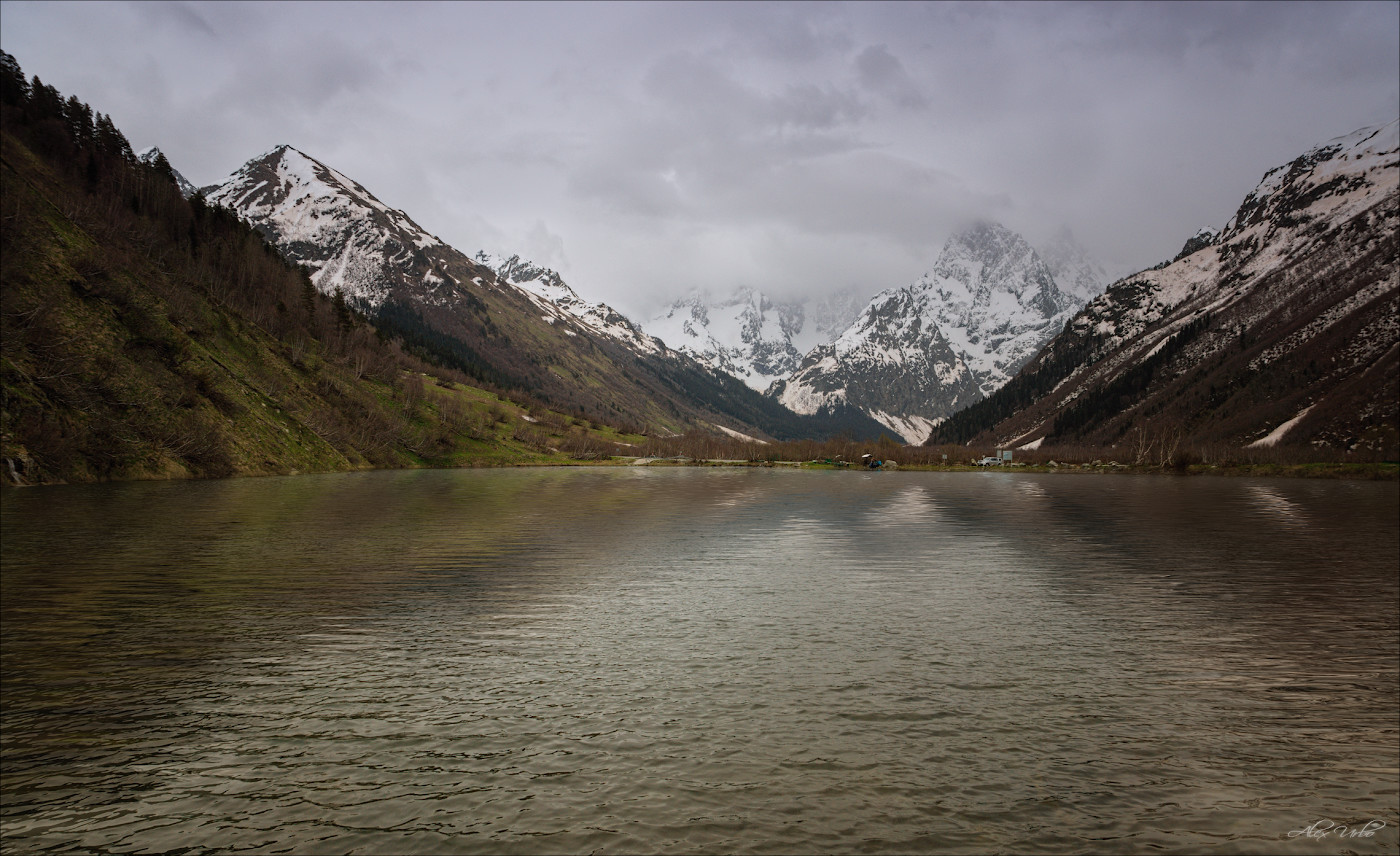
(934, 118, 1398, 454)
(643, 287, 851, 392)
(205, 145, 658, 352)
(1066, 119, 1398, 360)
(205, 145, 448, 309)
(769, 221, 1091, 443)
(473, 251, 661, 354)
(199, 144, 896, 442)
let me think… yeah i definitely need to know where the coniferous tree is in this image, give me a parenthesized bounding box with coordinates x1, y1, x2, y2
(150, 149, 177, 186)
(27, 75, 62, 121)
(0, 50, 28, 106)
(64, 94, 93, 147)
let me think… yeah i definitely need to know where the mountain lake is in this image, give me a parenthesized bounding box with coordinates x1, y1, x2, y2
(2, 467, 1397, 854)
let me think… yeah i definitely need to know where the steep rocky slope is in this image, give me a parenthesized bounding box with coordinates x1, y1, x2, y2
(931, 120, 1399, 457)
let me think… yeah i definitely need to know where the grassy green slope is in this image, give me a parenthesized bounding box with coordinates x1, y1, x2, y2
(0, 127, 643, 484)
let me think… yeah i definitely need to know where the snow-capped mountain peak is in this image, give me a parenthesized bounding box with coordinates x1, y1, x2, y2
(206, 146, 660, 354)
(770, 220, 1088, 443)
(643, 285, 865, 392)
(205, 145, 454, 308)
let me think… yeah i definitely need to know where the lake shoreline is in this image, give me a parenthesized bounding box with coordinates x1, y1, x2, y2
(4, 454, 1396, 488)
(613, 458, 1400, 479)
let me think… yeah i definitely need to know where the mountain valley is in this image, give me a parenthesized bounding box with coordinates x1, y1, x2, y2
(201, 144, 891, 443)
(2, 46, 1395, 483)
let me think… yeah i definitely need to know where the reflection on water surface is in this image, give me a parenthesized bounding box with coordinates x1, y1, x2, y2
(2, 469, 1397, 854)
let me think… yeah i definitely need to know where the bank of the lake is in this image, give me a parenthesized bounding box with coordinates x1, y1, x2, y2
(6, 452, 1397, 488)
(607, 457, 1400, 480)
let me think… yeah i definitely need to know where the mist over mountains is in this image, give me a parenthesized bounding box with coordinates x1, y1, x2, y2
(200, 139, 1134, 445)
(769, 222, 1096, 443)
(194, 115, 1396, 456)
(643, 286, 868, 393)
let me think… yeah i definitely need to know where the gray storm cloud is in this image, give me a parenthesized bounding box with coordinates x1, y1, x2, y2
(1, 0, 1395, 316)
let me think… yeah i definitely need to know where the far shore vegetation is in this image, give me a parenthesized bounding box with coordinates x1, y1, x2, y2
(585, 433, 1399, 480)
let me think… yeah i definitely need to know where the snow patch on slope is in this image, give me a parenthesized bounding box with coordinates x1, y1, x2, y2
(1247, 405, 1316, 448)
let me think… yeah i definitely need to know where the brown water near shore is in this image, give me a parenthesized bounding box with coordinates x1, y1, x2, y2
(3, 468, 1397, 853)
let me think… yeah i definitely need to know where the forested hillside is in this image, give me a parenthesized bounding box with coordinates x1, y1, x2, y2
(0, 52, 648, 484)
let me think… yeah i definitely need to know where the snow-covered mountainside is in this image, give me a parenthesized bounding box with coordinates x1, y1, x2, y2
(648, 288, 799, 391)
(932, 119, 1399, 455)
(473, 251, 662, 354)
(202, 145, 893, 442)
(136, 146, 196, 198)
(643, 286, 867, 393)
(205, 145, 457, 308)
(205, 145, 656, 351)
(769, 222, 1085, 444)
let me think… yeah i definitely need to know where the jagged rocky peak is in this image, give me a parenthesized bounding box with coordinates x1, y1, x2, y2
(474, 250, 662, 354)
(1174, 226, 1219, 262)
(136, 146, 197, 198)
(928, 220, 1072, 318)
(208, 144, 432, 240)
(918, 220, 1077, 336)
(208, 143, 664, 355)
(771, 219, 1087, 444)
(205, 145, 453, 308)
(476, 251, 572, 300)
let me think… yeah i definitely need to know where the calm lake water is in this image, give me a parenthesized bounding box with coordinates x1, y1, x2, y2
(2, 468, 1397, 855)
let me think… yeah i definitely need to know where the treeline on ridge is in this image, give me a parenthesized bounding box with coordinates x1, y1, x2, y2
(0, 51, 643, 483)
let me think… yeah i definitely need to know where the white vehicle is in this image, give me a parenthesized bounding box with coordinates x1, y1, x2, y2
(975, 456, 1003, 466)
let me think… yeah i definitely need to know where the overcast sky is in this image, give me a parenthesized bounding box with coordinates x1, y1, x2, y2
(2, 0, 1397, 316)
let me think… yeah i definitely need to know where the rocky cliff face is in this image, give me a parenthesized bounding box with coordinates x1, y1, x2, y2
(770, 222, 1086, 443)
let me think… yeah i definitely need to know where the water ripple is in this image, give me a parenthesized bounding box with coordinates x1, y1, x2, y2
(2, 470, 1397, 854)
